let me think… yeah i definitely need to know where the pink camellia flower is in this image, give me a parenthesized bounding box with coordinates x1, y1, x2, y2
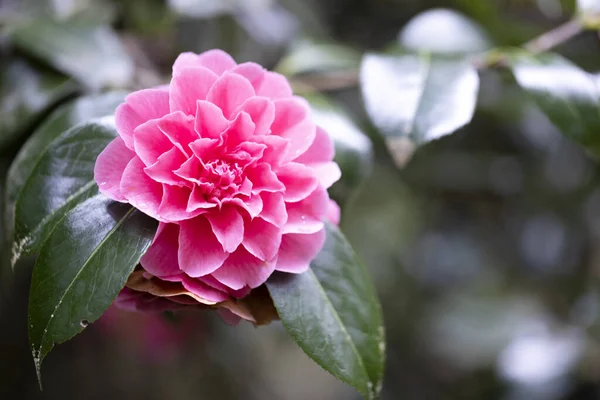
(94, 50, 341, 312)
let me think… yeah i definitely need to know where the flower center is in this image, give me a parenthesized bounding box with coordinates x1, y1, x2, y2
(199, 159, 244, 200)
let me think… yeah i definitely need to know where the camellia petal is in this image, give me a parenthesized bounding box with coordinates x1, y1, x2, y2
(283, 185, 329, 234)
(231, 63, 293, 99)
(259, 192, 287, 227)
(222, 112, 255, 145)
(94, 137, 135, 202)
(178, 217, 229, 277)
(120, 156, 163, 219)
(173, 50, 237, 75)
(271, 97, 316, 161)
(199, 274, 251, 299)
(231, 62, 265, 89)
(188, 138, 220, 162)
(187, 185, 218, 212)
(143, 147, 187, 185)
(310, 162, 342, 189)
(275, 229, 326, 273)
(242, 217, 281, 261)
(253, 135, 290, 166)
(195, 101, 229, 139)
(207, 72, 256, 120)
(237, 97, 275, 136)
(140, 223, 181, 277)
(247, 163, 285, 193)
(195, 49, 237, 75)
(133, 119, 174, 166)
(158, 111, 198, 156)
(257, 72, 294, 99)
(212, 247, 276, 290)
(277, 162, 319, 202)
(206, 205, 244, 253)
(327, 199, 341, 225)
(225, 195, 263, 218)
(115, 88, 170, 149)
(158, 185, 203, 221)
(170, 67, 219, 115)
(294, 126, 334, 164)
(181, 276, 230, 303)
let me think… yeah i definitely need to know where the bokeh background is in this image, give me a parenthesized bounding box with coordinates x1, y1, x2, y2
(2, 0, 600, 399)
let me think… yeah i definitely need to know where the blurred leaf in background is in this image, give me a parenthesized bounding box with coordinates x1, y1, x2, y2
(0, 59, 77, 152)
(360, 53, 479, 167)
(398, 8, 492, 54)
(276, 39, 360, 77)
(510, 52, 600, 157)
(10, 20, 133, 90)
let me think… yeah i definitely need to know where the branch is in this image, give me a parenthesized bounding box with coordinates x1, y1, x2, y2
(292, 18, 585, 93)
(523, 19, 584, 54)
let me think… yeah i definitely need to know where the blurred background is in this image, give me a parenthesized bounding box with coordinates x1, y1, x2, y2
(2, 0, 600, 399)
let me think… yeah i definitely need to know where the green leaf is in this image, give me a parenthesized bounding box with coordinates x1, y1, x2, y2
(5, 92, 126, 231)
(276, 40, 361, 77)
(0, 58, 77, 151)
(0, 157, 17, 293)
(29, 194, 157, 381)
(360, 53, 479, 166)
(11, 20, 134, 89)
(399, 8, 491, 54)
(303, 93, 373, 204)
(509, 53, 600, 155)
(13, 118, 118, 266)
(267, 223, 385, 399)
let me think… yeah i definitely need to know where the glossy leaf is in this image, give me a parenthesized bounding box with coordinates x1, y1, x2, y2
(13, 118, 118, 266)
(360, 53, 479, 166)
(276, 40, 361, 77)
(509, 53, 600, 155)
(5, 92, 126, 227)
(0, 157, 15, 293)
(29, 195, 157, 380)
(304, 93, 373, 203)
(235, 4, 298, 46)
(0, 58, 77, 151)
(399, 8, 491, 54)
(267, 223, 385, 400)
(11, 20, 133, 89)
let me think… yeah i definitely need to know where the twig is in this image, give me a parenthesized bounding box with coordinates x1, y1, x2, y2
(291, 69, 360, 93)
(523, 18, 584, 54)
(291, 18, 585, 93)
